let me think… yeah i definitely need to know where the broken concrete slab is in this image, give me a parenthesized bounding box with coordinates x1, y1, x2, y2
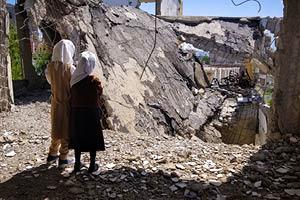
(21, 1, 228, 137)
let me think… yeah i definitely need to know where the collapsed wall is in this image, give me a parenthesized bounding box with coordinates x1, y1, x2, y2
(22, 0, 226, 139)
(0, 0, 12, 112)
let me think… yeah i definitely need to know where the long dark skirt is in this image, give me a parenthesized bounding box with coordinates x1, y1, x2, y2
(69, 107, 105, 152)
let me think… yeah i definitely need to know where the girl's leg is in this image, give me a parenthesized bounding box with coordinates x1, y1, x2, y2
(88, 151, 98, 173)
(74, 149, 81, 172)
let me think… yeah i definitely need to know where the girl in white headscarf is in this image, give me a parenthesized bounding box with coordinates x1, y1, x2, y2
(45, 39, 75, 168)
(69, 51, 105, 173)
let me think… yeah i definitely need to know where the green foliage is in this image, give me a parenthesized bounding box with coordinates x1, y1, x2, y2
(9, 24, 23, 80)
(264, 87, 273, 106)
(32, 45, 52, 76)
(201, 55, 210, 64)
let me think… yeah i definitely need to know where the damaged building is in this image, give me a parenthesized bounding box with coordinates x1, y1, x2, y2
(0, 0, 13, 112)
(1, 0, 289, 144)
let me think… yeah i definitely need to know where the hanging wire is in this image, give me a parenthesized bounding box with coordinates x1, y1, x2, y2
(140, 0, 158, 80)
(231, 0, 262, 13)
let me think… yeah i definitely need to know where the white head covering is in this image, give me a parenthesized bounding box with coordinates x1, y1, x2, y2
(45, 39, 76, 84)
(51, 39, 75, 65)
(70, 51, 97, 87)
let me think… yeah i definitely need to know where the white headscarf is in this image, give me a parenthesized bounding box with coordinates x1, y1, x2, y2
(70, 51, 97, 87)
(45, 39, 76, 84)
(51, 39, 75, 65)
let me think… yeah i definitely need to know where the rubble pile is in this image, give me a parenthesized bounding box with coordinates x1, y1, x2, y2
(0, 93, 299, 199)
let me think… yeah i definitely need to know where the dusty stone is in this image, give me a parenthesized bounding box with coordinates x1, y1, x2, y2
(265, 194, 281, 200)
(171, 177, 179, 183)
(275, 147, 294, 154)
(284, 189, 300, 196)
(190, 183, 203, 192)
(175, 164, 185, 170)
(276, 167, 289, 174)
(254, 181, 262, 188)
(208, 179, 222, 187)
(290, 137, 298, 143)
(69, 187, 85, 194)
(5, 150, 16, 157)
(184, 190, 198, 198)
(108, 192, 117, 198)
(47, 186, 57, 190)
(64, 180, 76, 187)
(106, 163, 116, 169)
(252, 191, 261, 197)
(251, 153, 266, 161)
(169, 185, 178, 192)
(175, 182, 187, 189)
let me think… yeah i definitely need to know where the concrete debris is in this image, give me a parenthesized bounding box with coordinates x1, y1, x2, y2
(1, 98, 300, 199)
(4, 150, 16, 157)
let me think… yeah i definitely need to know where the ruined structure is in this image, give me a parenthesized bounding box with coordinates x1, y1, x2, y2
(15, 0, 38, 86)
(273, 0, 300, 135)
(11, 0, 280, 143)
(0, 0, 12, 112)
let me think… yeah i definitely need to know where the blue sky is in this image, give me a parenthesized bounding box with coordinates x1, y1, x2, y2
(141, 0, 283, 17)
(7, 0, 15, 4)
(7, 0, 283, 17)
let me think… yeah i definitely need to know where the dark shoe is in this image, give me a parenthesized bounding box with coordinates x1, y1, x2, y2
(47, 155, 58, 164)
(88, 163, 99, 173)
(58, 158, 74, 168)
(74, 162, 84, 173)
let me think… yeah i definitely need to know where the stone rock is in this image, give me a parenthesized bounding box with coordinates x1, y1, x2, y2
(203, 160, 216, 170)
(175, 164, 185, 170)
(106, 163, 116, 169)
(265, 194, 281, 200)
(108, 193, 117, 198)
(275, 147, 294, 154)
(251, 153, 266, 161)
(171, 177, 179, 183)
(64, 180, 76, 187)
(289, 137, 298, 143)
(208, 179, 222, 187)
(5, 150, 16, 157)
(175, 182, 187, 189)
(169, 185, 178, 192)
(69, 187, 85, 194)
(194, 62, 209, 88)
(276, 167, 289, 174)
(184, 189, 198, 199)
(284, 189, 300, 196)
(190, 183, 203, 192)
(46, 186, 57, 190)
(254, 181, 262, 188)
(252, 191, 261, 197)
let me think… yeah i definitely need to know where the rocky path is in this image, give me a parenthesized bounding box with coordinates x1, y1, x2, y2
(0, 91, 300, 200)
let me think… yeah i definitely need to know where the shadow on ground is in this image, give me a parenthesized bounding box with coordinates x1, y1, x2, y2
(14, 89, 51, 106)
(0, 136, 299, 200)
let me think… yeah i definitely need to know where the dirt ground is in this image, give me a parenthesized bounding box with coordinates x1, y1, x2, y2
(0, 90, 299, 200)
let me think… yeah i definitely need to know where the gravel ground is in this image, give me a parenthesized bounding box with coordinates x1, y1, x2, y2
(0, 90, 299, 200)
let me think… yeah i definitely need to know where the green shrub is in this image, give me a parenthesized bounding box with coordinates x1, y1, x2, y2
(9, 24, 23, 80)
(32, 45, 52, 76)
(264, 87, 273, 106)
(201, 55, 210, 64)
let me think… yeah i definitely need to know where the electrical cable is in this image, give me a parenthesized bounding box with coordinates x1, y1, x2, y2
(140, 0, 158, 80)
(231, 0, 262, 13)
